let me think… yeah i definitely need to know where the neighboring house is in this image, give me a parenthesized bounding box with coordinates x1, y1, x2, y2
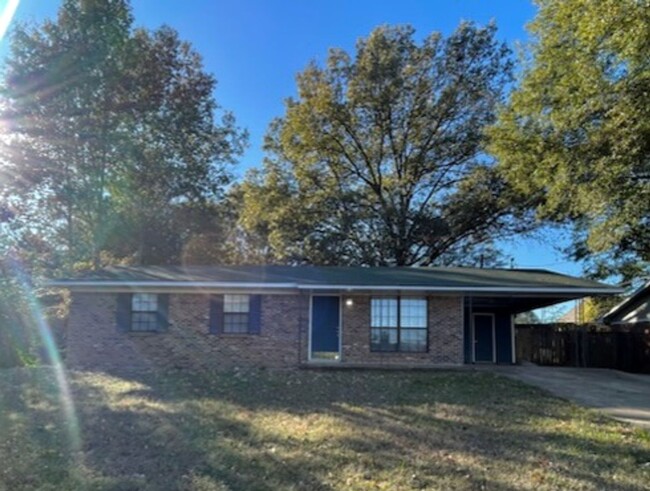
(50, 265, 621, 370)
(603, 281, 650, 327)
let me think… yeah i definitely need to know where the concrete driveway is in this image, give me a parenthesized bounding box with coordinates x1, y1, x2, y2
(491, 365, 650, 429)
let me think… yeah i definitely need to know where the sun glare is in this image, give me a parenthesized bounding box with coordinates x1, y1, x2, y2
(0, 0, 19, 42)
(7, 256, 82, 456)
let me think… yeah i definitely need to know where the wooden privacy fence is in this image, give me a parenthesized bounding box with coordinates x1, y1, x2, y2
(516, 323, 650, 374)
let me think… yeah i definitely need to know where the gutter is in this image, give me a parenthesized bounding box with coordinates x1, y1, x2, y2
(47, 280, 623, 295)
(47, 281, 298, 289)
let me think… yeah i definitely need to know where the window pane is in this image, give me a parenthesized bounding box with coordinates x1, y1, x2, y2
(400, 298, 427, 329)
(131, 312, 158, 332)
(371, 328, 398, 351)
(132, 293, 158, 312)
(224, 313, 249, 333)
(371, 298, 397, 327)
(224, 294, 250, 313)
(400, 328, 427, 352)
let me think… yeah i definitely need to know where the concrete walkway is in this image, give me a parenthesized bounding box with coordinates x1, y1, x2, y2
(491, 365, 650, 429)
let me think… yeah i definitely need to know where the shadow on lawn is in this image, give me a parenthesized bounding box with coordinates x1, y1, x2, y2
(0, 368, 84, 489)
(69, 369, 345, 491)
(3, 367, 649, 491)
(83, 368, 650, 490)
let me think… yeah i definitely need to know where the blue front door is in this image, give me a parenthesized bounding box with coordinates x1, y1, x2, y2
(311, 296, 340, 360)
(474, 314, 494, 363)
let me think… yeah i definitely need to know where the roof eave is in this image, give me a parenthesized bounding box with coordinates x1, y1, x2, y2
(47, 280, 623, 296)
(602, 280, 650, 323)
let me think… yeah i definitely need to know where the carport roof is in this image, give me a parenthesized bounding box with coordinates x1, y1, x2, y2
(49, 265, 621, 295)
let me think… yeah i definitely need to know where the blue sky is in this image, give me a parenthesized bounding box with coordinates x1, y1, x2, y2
(0, 0, 582, 278)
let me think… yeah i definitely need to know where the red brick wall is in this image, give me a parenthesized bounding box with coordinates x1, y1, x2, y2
(341, 295, 464, 365)
(66, 292, 309, 370)
(66, 292, 463, 370)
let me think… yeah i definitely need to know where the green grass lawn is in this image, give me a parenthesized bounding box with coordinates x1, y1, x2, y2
(0, 367, 648, 491)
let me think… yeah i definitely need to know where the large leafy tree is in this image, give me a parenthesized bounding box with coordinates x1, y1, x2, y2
(109, 26, 246, 264)
(489, 0, 650, 281)
(240, 23, 531, 266)
(0, 0, 245, 269)
(1, 0, 133, 268)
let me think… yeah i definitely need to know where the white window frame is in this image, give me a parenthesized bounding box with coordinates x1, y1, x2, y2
(370, 296, 428, 353)
(223, 294, 250, 334)
(131, 293, 159, 332)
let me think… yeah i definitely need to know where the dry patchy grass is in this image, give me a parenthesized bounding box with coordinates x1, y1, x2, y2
(0, 367, 648, 490)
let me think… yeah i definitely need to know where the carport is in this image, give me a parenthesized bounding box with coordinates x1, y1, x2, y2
(463, 285, 622, 365)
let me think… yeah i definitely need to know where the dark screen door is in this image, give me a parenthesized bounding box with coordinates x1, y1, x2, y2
(474, 314, 494, 363)
(311, 296, 340, 359)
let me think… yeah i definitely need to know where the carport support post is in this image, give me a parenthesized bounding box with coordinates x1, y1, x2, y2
(468, 296, 473, 364)
(574, 329, 579, 367)
(581, 328, 589, 368)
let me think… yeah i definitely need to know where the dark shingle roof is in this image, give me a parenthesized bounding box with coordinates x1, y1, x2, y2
(50, 265, 620, 293)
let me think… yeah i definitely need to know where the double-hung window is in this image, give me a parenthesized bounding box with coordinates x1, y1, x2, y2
(131, 293, 159, 332)
(209, 294, 261, 335)
(223, 294, 250, 333)
(370, 297, 427, 352)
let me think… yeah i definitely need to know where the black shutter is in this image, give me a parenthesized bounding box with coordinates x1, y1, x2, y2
(157, 294, 170, 332)
(248, 295, 262, 334)
(209, 295, 224, 334)
(116, 293, 132, 332)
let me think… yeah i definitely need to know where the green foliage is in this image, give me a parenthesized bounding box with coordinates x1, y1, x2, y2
(241, 23, 532, 266)
(0, 261, 37, 367)
(109, 26, 247, 265)
(514, 310, 540, 324)
(0, 0, 246, 269)
(582, 296, 622, 323)
(489, 0, 650, 280)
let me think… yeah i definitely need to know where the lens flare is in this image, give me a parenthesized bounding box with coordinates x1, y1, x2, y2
(0, 0, 19, 42)
(5, 255, 81, 455)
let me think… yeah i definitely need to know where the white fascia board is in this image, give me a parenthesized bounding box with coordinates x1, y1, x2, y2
(48, 280, 623, 295)
(602, 280, 650, 321)
(297, 284, 623, 294)
(47, 281, 298, 290)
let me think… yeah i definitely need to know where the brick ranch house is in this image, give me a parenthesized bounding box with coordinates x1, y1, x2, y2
(51, 265, 621, 370)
